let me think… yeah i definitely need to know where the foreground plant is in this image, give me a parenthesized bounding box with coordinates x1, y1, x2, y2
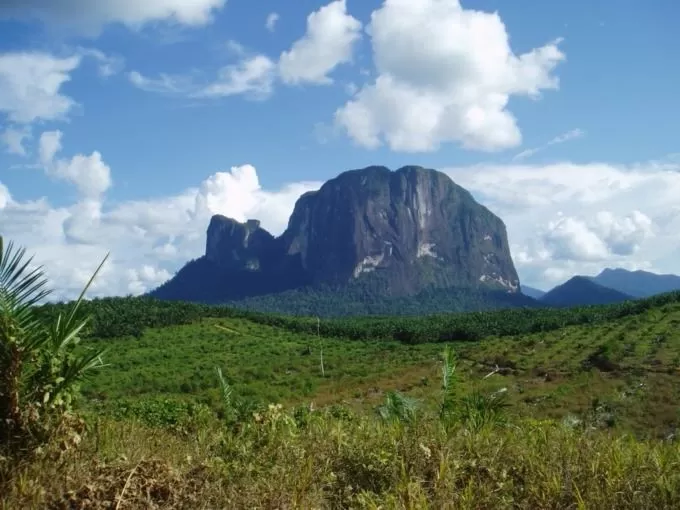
(0, 236, 108, 453)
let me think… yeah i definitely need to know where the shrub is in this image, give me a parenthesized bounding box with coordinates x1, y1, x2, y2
(0, 236, 107, 454)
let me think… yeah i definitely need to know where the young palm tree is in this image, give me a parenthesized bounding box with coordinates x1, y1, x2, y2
(0, 236, 108, 449)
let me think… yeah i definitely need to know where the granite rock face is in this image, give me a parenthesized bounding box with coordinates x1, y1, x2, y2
(205, 216, 277, 271)
(278, 165, 519, 294)
(151, 165, 521, 302)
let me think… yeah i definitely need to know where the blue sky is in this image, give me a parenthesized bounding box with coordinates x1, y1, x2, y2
(1, 0, 679, 298)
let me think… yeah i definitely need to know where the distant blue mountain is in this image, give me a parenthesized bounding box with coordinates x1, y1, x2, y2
(590, 268, 680, 298)
(540, 276, 633, 307)
(521, 285, 546, 300)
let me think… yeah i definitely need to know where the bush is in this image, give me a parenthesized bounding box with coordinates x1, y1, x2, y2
(0, 237, 107, 454)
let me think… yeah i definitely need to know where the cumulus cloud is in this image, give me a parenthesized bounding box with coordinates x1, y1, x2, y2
(0, 0, 227, 35)
(0, 162, 321, 300)
(335, 0, 565, 152)
(39, 130, 112, 199)
(279, 0, 362, 85)
(540, 210, 653, 262)
(129, 1, 360, 100)
(266, 12, 279, 32)
(0, 52, 81, 124)
(444, 158, 680, 287)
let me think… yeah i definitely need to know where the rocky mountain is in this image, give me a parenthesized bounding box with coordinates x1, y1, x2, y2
(540, 276, 633, 307)
(151, 165, 524, 311)
(589, 268, 680, 298)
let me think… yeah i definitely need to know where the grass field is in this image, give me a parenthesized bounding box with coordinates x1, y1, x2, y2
(79, 300, 680, 438)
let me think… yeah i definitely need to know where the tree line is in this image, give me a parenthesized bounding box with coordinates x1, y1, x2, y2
(32, 290, 680, 344)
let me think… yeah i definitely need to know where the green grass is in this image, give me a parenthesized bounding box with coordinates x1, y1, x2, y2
(82, 317, 444, 409)
(4, 413, 680, 509)
(78, 301, 680, 438)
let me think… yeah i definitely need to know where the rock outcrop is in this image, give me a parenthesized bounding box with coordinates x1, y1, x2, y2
(151, 165, 521, 304)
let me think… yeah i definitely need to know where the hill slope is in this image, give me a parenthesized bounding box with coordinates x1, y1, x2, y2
(77, 293, 680, 437)
(540, 276, 633, 307)
(591, 267, 680, 298)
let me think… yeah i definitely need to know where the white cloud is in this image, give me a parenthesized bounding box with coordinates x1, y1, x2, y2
(1, 126, 31, 156)
(39, 130, 112, 199)
(128, 0, 360, 100)
(0, 161, 321, 300)
(129, 54, 276, 99)
(53, 152, 112, 199)
(0, 52, 81, 124)
(0, 0, 227, 35)
(279, 0, 362, 85)
(549, 128, 584, 146)
(539, 210, 653, 263)
(335, 0, 565, 152)
(76, 47, 125, 77)
(198, 55, 276, 99)
(128, 71, 194, 95)
(39, 130, 63, 164)
(266, 12, 279, 32)
(513, 128, 584, 161)
(0, 182, 10, 210)
(444, 158, 680, 287)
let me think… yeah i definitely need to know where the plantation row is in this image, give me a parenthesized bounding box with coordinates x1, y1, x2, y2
(35, 290, 680, 343)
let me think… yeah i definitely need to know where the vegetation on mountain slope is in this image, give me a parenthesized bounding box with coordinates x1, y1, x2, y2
(70, 297, 680, 438)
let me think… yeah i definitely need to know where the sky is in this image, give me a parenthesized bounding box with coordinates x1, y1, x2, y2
(1, 0, 679, 299)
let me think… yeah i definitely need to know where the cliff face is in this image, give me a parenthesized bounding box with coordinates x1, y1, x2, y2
(278, 165, 518, 294)
(151, 165, 521, 303)
(205, 216, 277, 271)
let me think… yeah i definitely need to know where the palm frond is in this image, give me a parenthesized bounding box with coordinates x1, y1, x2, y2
(0, 237, 51, 314)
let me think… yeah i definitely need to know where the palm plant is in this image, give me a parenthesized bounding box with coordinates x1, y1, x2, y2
(0, 236, 108, 450)
(440, 345, 458, 419)
(438, 345, 509, 430)
(457, 391, 510, 432)
(376, 390, 419, 424)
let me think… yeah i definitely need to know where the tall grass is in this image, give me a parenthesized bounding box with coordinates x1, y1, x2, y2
(3, 411, 680, 509)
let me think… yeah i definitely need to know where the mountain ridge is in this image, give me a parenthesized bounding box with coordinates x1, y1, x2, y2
(540, 276, 633, 307)
(589, 268, 680, 298)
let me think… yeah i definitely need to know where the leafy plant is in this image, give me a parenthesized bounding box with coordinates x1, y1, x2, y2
(0, 236, 107, 453)
(440, 344, 458, 419)
(376, 391, 419, 424)
(456, 390, 510, 431)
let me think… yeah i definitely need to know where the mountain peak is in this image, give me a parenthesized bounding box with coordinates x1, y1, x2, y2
(152, 165, 521, 304)
(541, 276, 632, 307)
